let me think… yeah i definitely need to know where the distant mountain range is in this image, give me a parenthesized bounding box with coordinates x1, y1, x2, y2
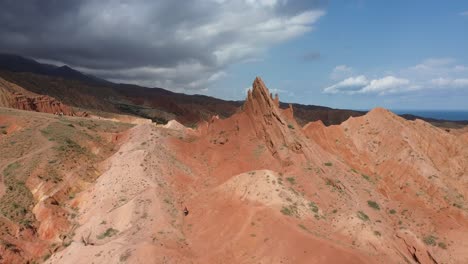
(0, 53, 110, 85)
(0, 53, 466, 127)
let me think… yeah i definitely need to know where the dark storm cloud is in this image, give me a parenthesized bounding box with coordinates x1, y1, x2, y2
(0, 0, 326, 90)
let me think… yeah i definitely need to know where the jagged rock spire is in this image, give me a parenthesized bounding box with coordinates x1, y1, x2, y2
(244, 77, 284, 124)
(243, 77, 307, 165)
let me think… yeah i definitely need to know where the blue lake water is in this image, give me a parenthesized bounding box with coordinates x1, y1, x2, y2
(391, 110, 468, 121)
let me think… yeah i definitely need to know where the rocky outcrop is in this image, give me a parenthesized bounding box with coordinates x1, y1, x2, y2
(396, 230, 439, 264)
(0, 77, 87, 116)
(243, 77, 308, 165)
(12, 92, 75, 115)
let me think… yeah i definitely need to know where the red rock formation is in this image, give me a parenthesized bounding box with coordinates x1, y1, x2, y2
(243, 77, 309, 164)
(0, 77, 87, 116)
(12, 92, 75, 116)
(166, 78, 468, 264)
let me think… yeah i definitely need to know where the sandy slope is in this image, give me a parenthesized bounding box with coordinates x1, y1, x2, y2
(46, 123, 371, 264)
(45, 123, 191, 263)
(42, 78, 468, 264)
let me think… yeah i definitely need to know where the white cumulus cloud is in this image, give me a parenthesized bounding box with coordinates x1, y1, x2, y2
(324, 75, 413, 95)
(325, 58, 468, 96)
(323, 75, 368, 94)
(359, 76, 411, 94)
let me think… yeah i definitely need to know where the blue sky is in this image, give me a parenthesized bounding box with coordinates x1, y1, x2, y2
(208, 1, 468, 110)
(1, 0, 466, 110)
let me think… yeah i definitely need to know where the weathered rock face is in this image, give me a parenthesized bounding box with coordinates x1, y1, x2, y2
(303, 106, 468, 264)
(243, 77, 308, 165)
(0, 77, 87, 116)
(12, 92, 75, 116)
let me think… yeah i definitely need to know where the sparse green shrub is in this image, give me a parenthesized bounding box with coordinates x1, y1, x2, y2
(281, 204, 298, 217)
(324, 162, 333, 166)
(308, 202, 319, 213)
(438, 242, 447, 249)
(423, 235, 437, 246)
(357, 211, 369, 221)
(361, 174, 372, 182)
(277, 177, 283, 185)
(286, 177, 296, 184)
(389, 209, 396, 214)
(288, 124, 294, 129)
(281, 206, 292, 216)
(374, 231, 381, 236)
(367, 200, 380, 210)
(298, 224, 310, 232)
(119, 250, 132, 262)
(97, 228, 119, 239)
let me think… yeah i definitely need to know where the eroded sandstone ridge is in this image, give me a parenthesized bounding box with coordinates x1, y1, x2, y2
(0, 77, 86, 116)
(1, 77, 466, 264)
(11, 93, 75, 115)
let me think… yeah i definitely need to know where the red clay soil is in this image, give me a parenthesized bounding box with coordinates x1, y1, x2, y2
(42, 77, 467, 263)
(169, 77, 468, 263)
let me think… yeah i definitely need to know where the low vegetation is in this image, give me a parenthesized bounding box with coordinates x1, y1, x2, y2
(324, 162, 333, 166)
(286, 177, 296, 185)
(361, 174, 373, 183)
(97, 228, 119, 239)
(357, 211, 370, 221)
(367, 200, 380, 210)
(120, 250, 132, 262)
(298, 224, 311, 233)
(438, 242, 447, 249)
(423, 235, 437, 246)
(308, 201, 319, 213)
(0, 162, 36, 224)
(281, 204, 299, 217)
